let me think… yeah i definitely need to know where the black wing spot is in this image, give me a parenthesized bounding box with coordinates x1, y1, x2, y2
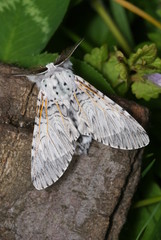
(138, 143, 141, 148)
(53, 86, 56, 89)
(56, 92, 59, 95)
(64, 82, 67, 86)
(45, 84, 47, 87)
(143, 141, 146, 147)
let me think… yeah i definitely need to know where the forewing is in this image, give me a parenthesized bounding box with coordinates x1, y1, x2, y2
(32, 92, 79, 190)
(74, 76, 149, 150)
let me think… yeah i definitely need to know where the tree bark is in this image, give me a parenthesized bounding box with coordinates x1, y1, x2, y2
(0, 64, 149, 240)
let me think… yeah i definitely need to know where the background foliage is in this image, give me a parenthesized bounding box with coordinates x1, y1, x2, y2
(1, 0, 161, 239)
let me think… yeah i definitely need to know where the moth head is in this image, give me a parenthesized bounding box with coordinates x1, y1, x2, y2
(15, 40, 83, 89)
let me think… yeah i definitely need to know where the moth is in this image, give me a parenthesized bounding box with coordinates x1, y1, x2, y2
(25, 42, 149, 190)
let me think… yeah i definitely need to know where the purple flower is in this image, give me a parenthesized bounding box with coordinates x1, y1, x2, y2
(145, 73, 161, 87)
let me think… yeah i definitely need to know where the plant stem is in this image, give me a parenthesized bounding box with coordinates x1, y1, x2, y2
(115, 0, 161, 30)
(91, 0, 131, 55)
(134, 196, 161, 208)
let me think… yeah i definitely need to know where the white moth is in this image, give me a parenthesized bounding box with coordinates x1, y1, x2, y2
(26, 42, 149, 190)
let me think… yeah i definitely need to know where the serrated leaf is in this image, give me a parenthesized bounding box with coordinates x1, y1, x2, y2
(102, 53, 129, 95)
(0, 0, 70, 64)
(84, 45, 108, 71)
(72, 58, 115, 95)
(128, 44, 157, 68)
(131, 80, 161, 101)
(129, 56, 161, 76)
(150, 57, 161, 70)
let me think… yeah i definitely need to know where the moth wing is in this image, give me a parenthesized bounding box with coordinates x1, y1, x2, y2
(74, 76, 149, 149)
(32, 92, 79, 190)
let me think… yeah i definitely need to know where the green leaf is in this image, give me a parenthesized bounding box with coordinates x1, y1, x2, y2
(146, 213, 161, 240)
(84, 45, 108, 71)
(128, 44, 157, 68)
(85, 15, 117, 47)
(110, 0, 134, 47)
(72, 58, 115, 95)
(150, 57, 161, 71)
(0, 0, 70, 64)
(131, 80, 161, 101)
(148, 31, 161, 50)
(134, 196, 161, 208)
(17, 52, 58, 68)
(141, 159, 156, 178)
(120, 180, 161, 240)
(136, 203, 161, 240)
(135, 180, 161, 240)
(102, 51, 129, 95)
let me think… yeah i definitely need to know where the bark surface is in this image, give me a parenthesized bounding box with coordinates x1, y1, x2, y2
(0, 64, 149, 240)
